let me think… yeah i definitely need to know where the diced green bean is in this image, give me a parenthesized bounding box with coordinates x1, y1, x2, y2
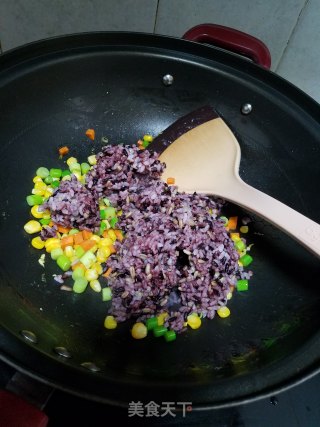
(153, 325, 167, 337)
(69, 162, 81, 172)
(39, 218, 51, 225)
(69, 229, 80, 235)
(100, 210, 106, 220)
(102, 287, 112, 301)
(44, 175, 53, 184)
(72, 267, 85, 280)
(51, 180, 60, 188)
(26, 195, 44, 206)
(61, 169, 71, 177)
(51, 248, 64, 260)
(73, 278, 88, 294)
(235, 240, 246, 251)
(36, 167, 49, 179)
(50, 168, 62, 178)
(109, 217, 118, 228)
(81, 162, 90, 174)
(104, 207, 116, 219)
(75, 246, 85, 258)
(57, 254, 71, 271)
(236, 279, 249, 291)
(239, 254, 253, 267)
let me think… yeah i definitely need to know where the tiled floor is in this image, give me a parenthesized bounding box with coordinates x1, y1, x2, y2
(0, 0, 319, 103)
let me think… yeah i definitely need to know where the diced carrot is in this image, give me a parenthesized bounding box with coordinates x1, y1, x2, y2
(73, 232, 84, 245)
(79, 239, 96, 251)
(227, 216, 238, 230)
(102, 267, 112, 278)
(60, 235, 74, 249)
(109, 245, 116, 254)
(102, 230, 109, 238)
(57, 225, 71, 234)
(85, 128, 95, 141)
(114, 229, 123, 242)
(48, 221, 54, 227)
(82, 230, 93, 240)
(71, 262, 86, 272)
(58, 146, 69, 157)
(167, 177, 175, 185)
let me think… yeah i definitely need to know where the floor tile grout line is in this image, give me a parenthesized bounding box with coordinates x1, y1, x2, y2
(153, 0, 160, 34)
(275, 0, 310, 72)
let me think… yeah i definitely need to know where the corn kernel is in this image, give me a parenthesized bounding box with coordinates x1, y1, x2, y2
(107, 230, 117, 241)
(88, 244, 98, 254)
(34, 181, 47, 191)
(31, 236, 45, 249)
(73, 171, 82, 181)
(64, 245, 74, 258)
(31, 205, 44, 219)
(217, 306, 231, 318)
(24, 220, 42, 234)
(104, 315, 117, 329)
(96, 247, 111, 263)
(187, 313, 202, 329)
(85, 268, 98, 281)
(66, 157, 77, 166)
(87, 155, 97, 165)
(143, 134, 153, 142)
(92, 262, 103, 275)
(32, 188, 46, 196)
(99, 237, 113, 248)
(33, 176, 43, 183)
(45, 238, 60, 253)
(230, 233, 240, 242)
(240, 225, 249, 234)
(157, 312, 168, 326)
(90, 279, 101, 292)
(90, 235, 101, 244)
(43, 190, 52, 198)
(131, 322, 147, 339)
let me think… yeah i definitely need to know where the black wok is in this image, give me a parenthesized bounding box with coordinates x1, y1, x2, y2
(0, 31, 319, 409)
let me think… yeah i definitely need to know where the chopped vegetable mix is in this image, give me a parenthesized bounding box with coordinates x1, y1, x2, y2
(24, 130, 254, 342)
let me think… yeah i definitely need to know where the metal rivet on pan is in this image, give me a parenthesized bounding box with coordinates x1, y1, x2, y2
(162, 74, 174, 86)
(241, 103, 253, 115)
(54, 346, 72, 359)
(20, 330, 38, 344)
(81, 362, 101, 372)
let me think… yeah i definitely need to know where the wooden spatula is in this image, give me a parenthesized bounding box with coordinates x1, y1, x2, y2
(153, 106, 320, 258)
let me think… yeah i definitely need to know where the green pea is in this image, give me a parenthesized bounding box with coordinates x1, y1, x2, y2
(164, 330, 176, 342)
(146, 317, 158, 331)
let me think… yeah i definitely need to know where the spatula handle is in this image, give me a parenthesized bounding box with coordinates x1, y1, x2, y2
(229, 180, 320, 258)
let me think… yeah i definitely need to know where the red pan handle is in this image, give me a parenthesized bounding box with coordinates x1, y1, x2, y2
(0, 390, 49, 427)
(183, 24, 271, 69)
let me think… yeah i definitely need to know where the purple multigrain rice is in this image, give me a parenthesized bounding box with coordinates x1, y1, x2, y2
(41, 175, 100, 234)
(84, 145, 251, 332)
(43, 144, 251, 332)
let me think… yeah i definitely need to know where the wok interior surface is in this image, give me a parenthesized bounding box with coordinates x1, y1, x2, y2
(0, 33, 319, 407)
